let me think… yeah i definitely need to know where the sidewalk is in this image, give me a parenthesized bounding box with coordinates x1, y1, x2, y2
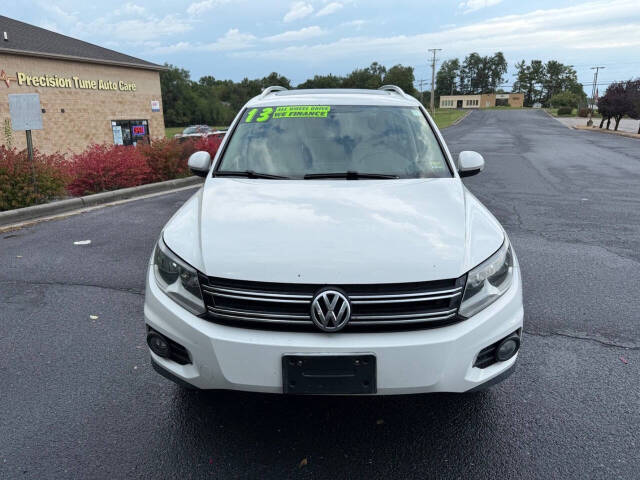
(554, 116, 640, 134)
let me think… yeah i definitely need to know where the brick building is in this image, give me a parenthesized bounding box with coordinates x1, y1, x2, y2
(439, 93, 524, 109)
(0, 15, 166, 154)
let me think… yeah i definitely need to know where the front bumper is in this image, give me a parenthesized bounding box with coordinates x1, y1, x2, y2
(144, 266, 523, 394)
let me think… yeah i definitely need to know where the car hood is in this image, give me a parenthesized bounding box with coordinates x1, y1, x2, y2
(163, 178, 504, 284)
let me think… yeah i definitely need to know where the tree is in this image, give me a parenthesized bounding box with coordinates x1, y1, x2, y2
(513, 59, 545, 106)
(600, 81, 631, 131)
(459, 52, 481, 94)
(342, 62, 386, 89)
(626, 78, 640, 134)
(488, 52, 508, 92)
(513, 59, 585, 107)
(597, 95, 612, 129)
(160, 64, 197, 126)
(542, 61, 585, 106)
(435, 59, 460, 99)
(298, 74, 344, 89)
(383, 64, 417, 97)
(459, 52, 507, 94)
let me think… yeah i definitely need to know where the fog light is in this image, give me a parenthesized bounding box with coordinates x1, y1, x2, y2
(147, 331, 171, 358)
(496, 335, 520, 362)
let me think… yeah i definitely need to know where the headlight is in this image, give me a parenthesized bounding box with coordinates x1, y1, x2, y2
(153, 237, 206, 315)
(459, 237, 514, 318)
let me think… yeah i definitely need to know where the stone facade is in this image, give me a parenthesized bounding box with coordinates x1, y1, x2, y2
(0, 53, 164, 154)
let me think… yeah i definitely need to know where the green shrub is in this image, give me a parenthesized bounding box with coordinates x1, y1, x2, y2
(557, 106, 573, 116)
(550, 91, 580, 109)
(0, 146, 70, 211)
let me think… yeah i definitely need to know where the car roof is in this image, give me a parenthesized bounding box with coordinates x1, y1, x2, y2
(246, 88, 422, 108)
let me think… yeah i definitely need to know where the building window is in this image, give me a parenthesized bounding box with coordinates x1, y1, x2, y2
(111, 119, 150, 146)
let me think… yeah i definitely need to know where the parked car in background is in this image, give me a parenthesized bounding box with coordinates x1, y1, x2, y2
(208, 130, 227, 141)
(174, 125, 227, 142)
(174, 125, 213, 140)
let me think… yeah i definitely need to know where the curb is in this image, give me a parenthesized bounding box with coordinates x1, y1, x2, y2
(573, 125, 640, 140)
(0, 176, 204, 227)
(449, 110, 471, 127)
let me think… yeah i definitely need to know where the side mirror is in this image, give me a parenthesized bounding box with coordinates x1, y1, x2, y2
(458, 151, 485, 177)
(188, 151, 212, 177)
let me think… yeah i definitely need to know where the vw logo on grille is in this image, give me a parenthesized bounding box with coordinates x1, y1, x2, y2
(310, 289, 351, 332)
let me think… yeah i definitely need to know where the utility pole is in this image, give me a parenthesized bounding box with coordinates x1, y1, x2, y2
(417, 78, 427, 105)
(428, 48, 442, 114)
(587, 66, 604, 126)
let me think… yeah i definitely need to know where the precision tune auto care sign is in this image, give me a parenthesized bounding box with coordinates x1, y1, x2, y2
(11, 71, 137, 92)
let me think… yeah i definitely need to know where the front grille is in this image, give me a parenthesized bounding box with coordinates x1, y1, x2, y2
(199, 275, 466, 332)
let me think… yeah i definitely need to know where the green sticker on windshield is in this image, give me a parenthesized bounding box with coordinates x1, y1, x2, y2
(245, 105, 331, 123)
(273, 106, 330, 119)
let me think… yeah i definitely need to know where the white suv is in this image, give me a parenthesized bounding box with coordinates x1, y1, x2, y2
(144, 86, 523, 394)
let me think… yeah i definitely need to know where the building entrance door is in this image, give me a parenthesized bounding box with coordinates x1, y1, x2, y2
(456, 100, 463, 109)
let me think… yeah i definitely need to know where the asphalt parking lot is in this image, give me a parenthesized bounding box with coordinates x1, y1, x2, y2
(1, 109, 638, 479)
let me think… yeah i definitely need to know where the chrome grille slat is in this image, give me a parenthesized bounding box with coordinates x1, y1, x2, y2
(351, 308, 457, 321)
(200, 276, 465, 331)
(208, 306, 310, 320)
(351, 292, 461, 304)
(349, 313, 457, 326)
(203, 290, 309, 304)
(349, 287, 462, 300)
(208, 310, 309, 324)
(202, 285, 313, 300)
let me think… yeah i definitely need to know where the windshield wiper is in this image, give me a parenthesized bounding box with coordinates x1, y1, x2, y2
(213, 170, 290, 179)
(303, 171, 399, 180)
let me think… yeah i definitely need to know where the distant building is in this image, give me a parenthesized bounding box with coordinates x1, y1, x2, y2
(439, 93, 524, 109)
(0, 15, 166, 154)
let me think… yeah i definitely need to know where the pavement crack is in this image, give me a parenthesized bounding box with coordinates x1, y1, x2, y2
(0, 279, 144, 296)
(524, 328, 639, 350)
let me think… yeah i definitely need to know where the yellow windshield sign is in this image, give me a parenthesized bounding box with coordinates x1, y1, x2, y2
(273, 106, 330, 118)
(245, 106, 330, 123)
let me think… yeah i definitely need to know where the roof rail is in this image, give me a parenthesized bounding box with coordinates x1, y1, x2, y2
(260, 85, 288, 98)
(378, 85, 406, 96)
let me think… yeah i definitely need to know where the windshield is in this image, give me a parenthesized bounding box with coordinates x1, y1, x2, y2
(183, 127, 199, 134)
(217, 105, 452, 179)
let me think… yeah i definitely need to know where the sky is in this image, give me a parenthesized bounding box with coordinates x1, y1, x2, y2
(2, 0, 640, 92)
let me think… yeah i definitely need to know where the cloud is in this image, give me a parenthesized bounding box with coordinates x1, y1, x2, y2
(340, 19, 368, 30)
(233, 0, 640, 61)
(39, 3, 193, 43)
(203, 28, 256, 50)
(283, 2, 314, 22)
(264, 26, 325, 43)
(148, 28, 256, 54)
(147, 41, 193, 55)
(187, 0, 229, 16)
(316, 2, 343, 17)
(115, 3, 146, 16)
(103, 15, 193, 42)
(458, 0, 503, 14)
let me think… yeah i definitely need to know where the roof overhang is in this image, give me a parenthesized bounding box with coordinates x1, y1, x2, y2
(0, 47, 167, 71)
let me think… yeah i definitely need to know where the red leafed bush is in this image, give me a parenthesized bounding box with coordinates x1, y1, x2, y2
(194, 135, 223, 159)
(67, 144, 153, 196)
(138, 137, 193, 182)
(0, 146, 71, 211)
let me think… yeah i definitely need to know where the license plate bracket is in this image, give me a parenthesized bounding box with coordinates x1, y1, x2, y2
(282, 354, 376, 394)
